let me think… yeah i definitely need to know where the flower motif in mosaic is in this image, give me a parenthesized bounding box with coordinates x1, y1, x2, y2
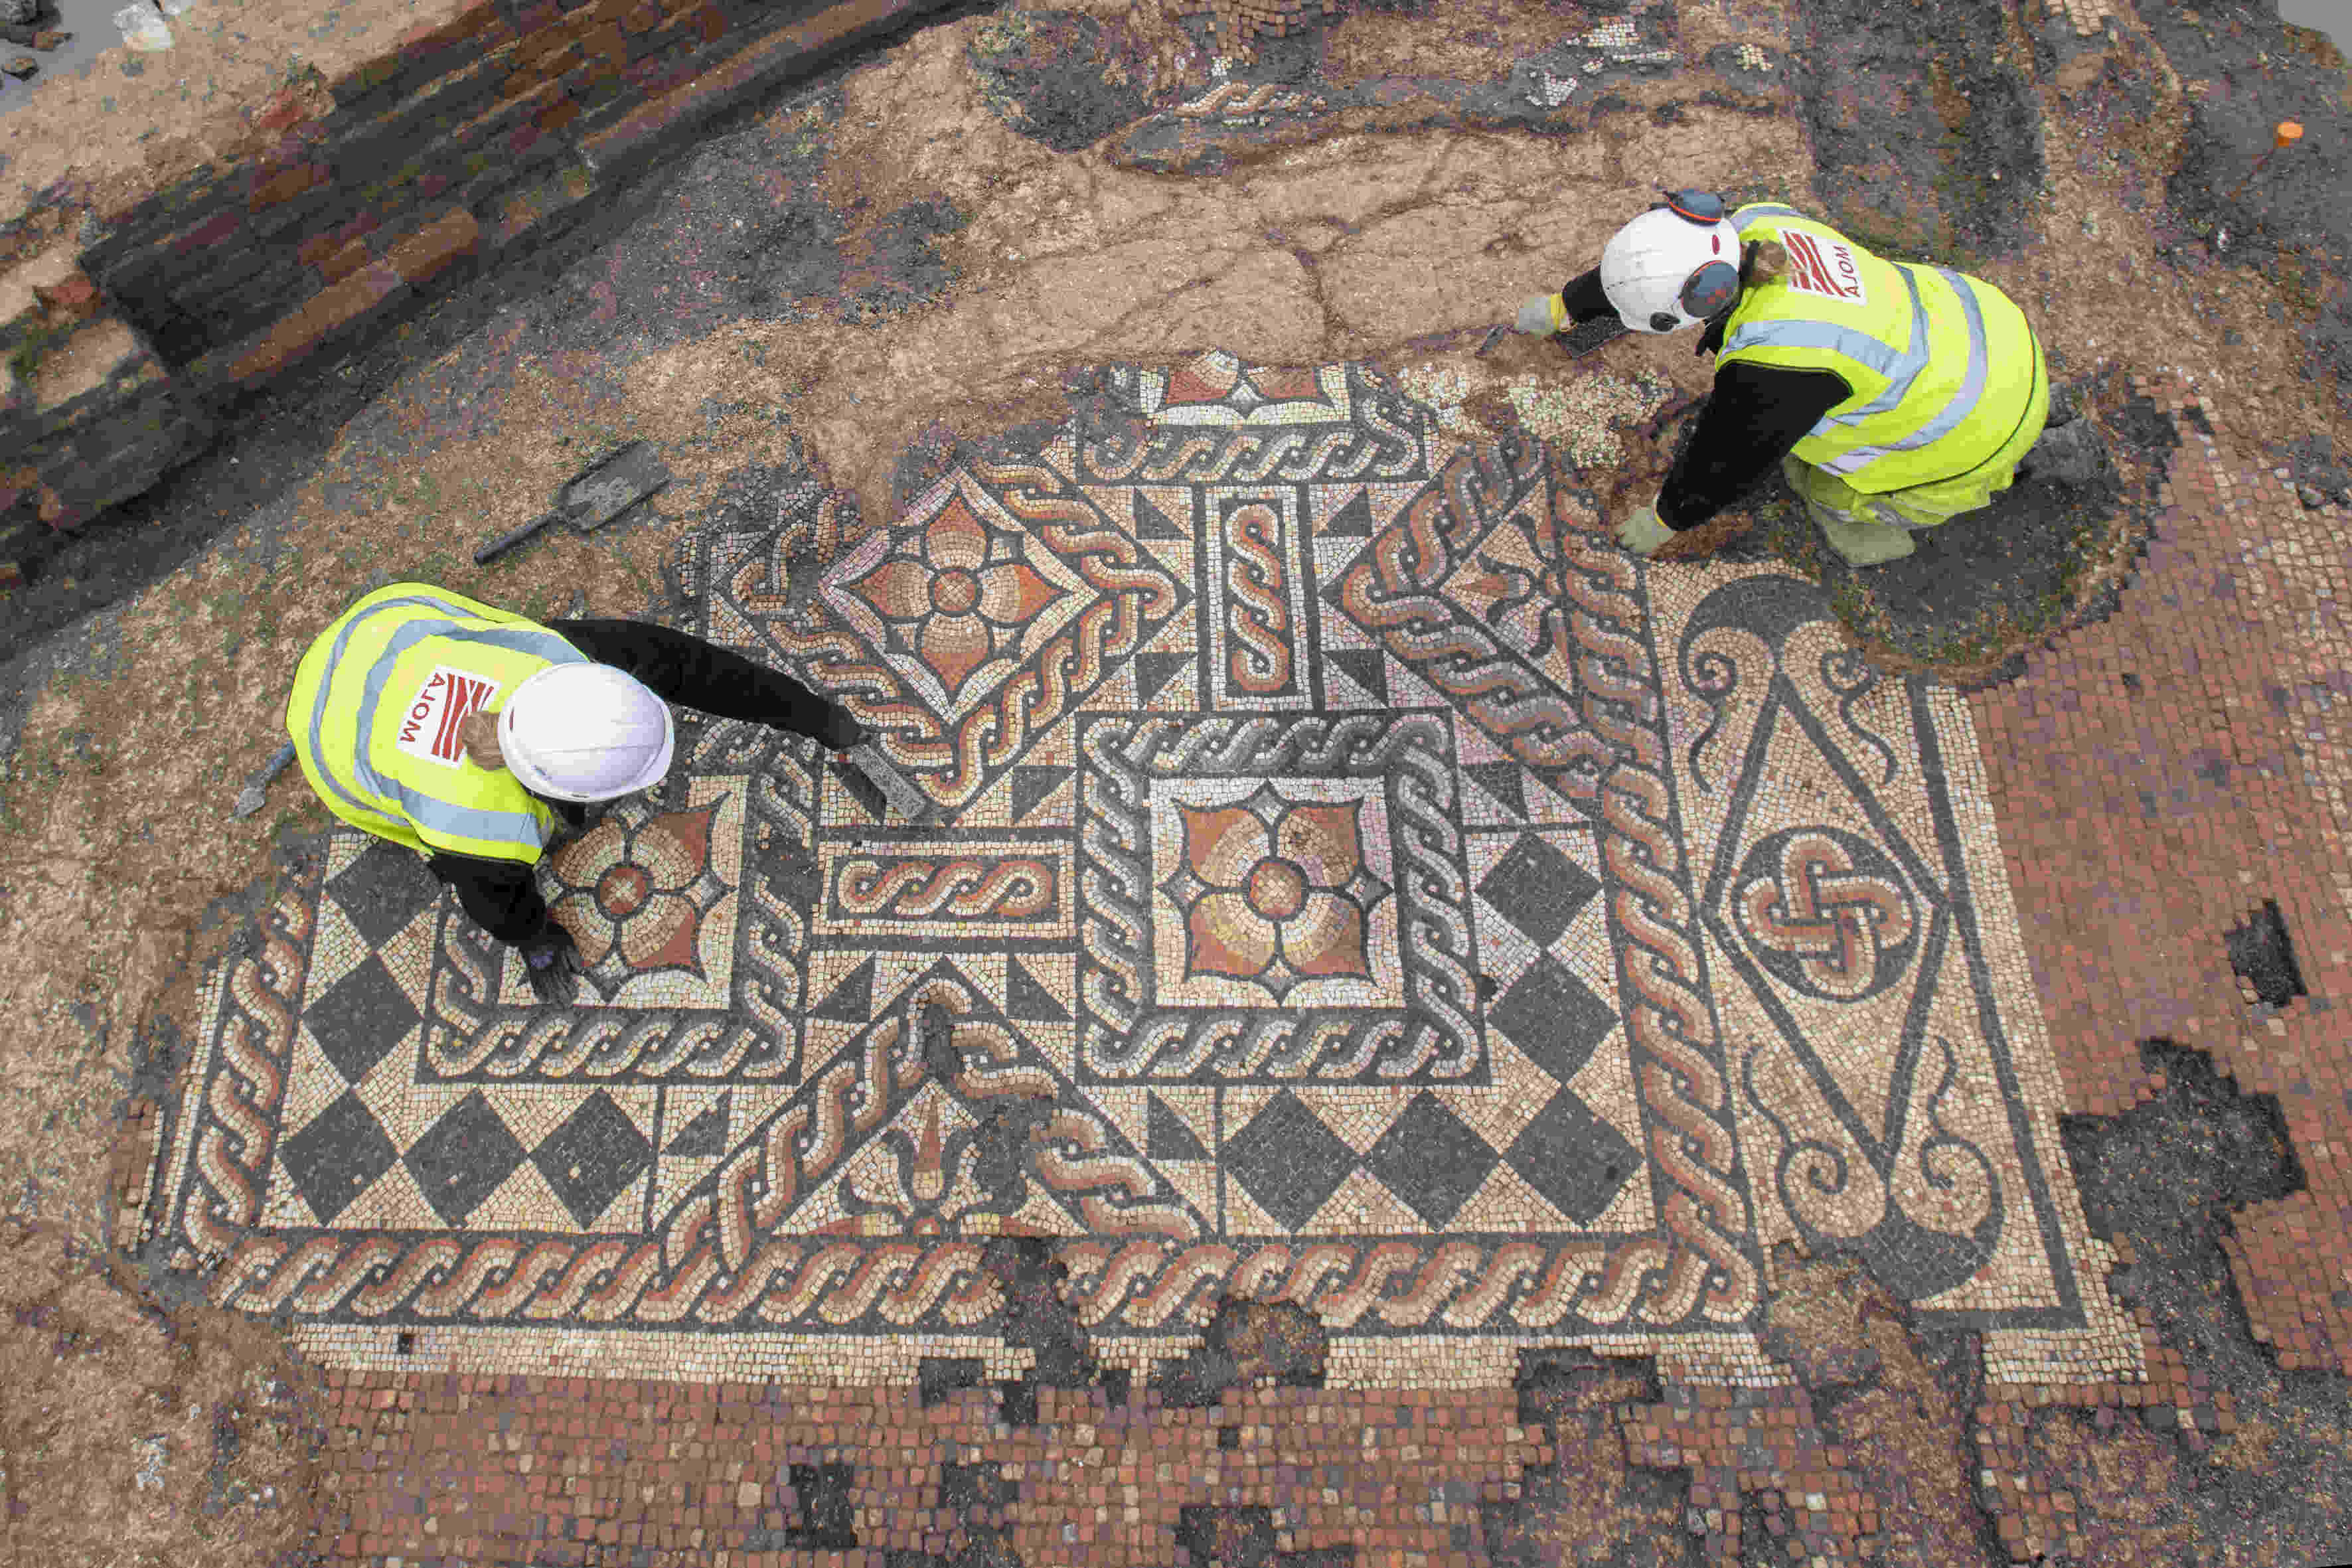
(1160, 784, 1392, 998)
(1083, 713, 1470, 1080)
(842, 492, 1070, 705)
(823, 471, 1098, 725)
(548, 799, 732, 982)
(421, 767, 803, 1081)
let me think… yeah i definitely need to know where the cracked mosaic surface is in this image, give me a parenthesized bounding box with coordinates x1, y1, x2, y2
(150, 351, 2134, 1389)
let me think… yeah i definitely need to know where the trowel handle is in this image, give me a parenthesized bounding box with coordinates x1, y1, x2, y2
(474, 510, 561, 565)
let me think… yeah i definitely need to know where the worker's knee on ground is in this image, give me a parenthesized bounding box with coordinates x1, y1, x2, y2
(1814, 509, 1918, 566)
(1785, 446, 2035, 536)
(1781, 453, 1875, 524)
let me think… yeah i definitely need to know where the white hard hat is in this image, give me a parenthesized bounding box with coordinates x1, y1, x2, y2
(497, 663, 676, 803)
(1601, 202, 1744, 335)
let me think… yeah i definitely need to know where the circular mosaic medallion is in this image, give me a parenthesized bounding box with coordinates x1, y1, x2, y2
(1732, 825, 1918, 1002)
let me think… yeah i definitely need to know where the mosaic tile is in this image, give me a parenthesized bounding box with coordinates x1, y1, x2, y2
(1080, 711, 1480, 1082)
(149, 351, 2133, 1390)
(326, 849, 441, 948)
(275, 1090, 400, 1226)
(302, 957, 415, 1085)
(1650, 562, 2134, 1362)
(813, 836, 1075, 943)
(1361, 1092, 1497, 1228)
(1223, 1089, 1357, 1231)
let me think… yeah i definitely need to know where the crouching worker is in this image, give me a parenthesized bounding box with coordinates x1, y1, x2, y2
(287, 582, 866, 1004)
(1514, 193, 2050, 566)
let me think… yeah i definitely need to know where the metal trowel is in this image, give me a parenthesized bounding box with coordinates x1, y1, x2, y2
(841, 742, 947, 826)
(473, 441, 672, 564)
(1475, 316, 1631, 359)
(230, 741, 297, 820)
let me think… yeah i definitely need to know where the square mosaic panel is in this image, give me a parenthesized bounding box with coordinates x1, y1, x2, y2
(418, 774, 800, 1084)
(1077, 711, 1484, 1083)
(148, 351, 2135, 1391)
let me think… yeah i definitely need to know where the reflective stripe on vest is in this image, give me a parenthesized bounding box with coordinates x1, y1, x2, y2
(1723, 205, 2038, 493)
(1727, 266, 1928, 427)
(285, 584, 586, 860)
(1813, 266, 1991, 478)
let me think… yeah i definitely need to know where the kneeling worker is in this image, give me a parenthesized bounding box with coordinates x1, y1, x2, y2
(287, 582, 866, 1004)
(1514, 193, 2049, 566)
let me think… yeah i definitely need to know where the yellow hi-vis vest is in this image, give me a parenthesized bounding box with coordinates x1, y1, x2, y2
(284, 582, 589, 862)
(1721, 204, 2044, 494)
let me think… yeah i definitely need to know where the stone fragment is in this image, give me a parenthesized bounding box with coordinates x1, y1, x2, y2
(2298, 483, 2327, 509)
(2053, 43, 2111, 92)
(0, 560, 20, 590)
(1, 54, 31, 78)
(32, 28, 65, 48)
(114, 4, 171, 52)
(31, 274, 98, 321)
(2026, 419, 2106, 487)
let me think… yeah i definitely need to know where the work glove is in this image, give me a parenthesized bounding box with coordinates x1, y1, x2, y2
(1515, 293, 1567, 336)
(518, 925, 582, 1006)
(1613, 500, 1676, 560)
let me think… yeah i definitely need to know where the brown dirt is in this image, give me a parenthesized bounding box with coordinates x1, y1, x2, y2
(1762, 1249, 2000, 1568)
(2021, 1408, 2199, 1567)
(1320, 0, 1593, 88)
(1214, 1298, 1326, 1386)
(0, 1216, 323, 1563)
(1, 0, 2350, 1557)
(1500, 1358, 1687, 1566)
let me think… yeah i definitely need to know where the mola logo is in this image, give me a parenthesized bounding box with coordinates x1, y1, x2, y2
(1784, 230, 1867, 305)
(394, 666, 500, 767)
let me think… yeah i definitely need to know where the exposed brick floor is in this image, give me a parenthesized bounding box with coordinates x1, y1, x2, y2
(319, 1375, 1552, 1564)
(314, 1340, 2236, 1565)
(1971, 375, 2352, 1379)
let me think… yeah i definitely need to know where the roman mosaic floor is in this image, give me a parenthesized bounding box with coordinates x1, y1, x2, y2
(144, 351, 2139, 1394)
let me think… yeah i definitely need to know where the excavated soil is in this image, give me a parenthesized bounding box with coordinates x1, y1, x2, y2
(967, 6, 1158, 150)
(1789, 0, 2047, 264)
(0, 1216, 325, 1567)
(0, 0, 2349, 1560)
(2138, 0, 2352, 400)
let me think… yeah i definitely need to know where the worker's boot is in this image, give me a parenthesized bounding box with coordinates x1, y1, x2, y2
(1808, 503, 1917, 567)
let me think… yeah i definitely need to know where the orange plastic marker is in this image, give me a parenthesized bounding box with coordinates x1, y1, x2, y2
(2225, 121, 2305, 207)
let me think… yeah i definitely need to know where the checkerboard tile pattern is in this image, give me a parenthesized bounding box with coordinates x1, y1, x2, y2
(147, 351, 2132, 1392)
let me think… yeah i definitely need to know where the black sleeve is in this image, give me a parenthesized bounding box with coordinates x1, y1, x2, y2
(1557, 268, 1619, 326)
(426, 852, 550, 945)
(547, 619, 865, 749)
(1656, 362, 1854, 530)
